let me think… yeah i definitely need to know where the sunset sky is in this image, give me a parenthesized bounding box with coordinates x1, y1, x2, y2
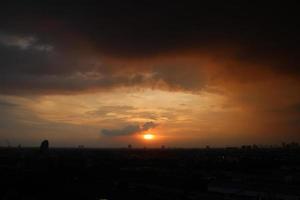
(1, 1, 300, 147)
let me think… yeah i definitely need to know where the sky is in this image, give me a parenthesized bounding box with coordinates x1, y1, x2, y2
(0, 1, 300, 147)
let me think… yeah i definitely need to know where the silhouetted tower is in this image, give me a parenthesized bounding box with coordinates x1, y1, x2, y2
(40, 140, 49, 154)
(128, 144, 132, 149)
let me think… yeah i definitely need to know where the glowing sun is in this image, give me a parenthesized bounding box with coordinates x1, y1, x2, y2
(143, 134, 155, 140)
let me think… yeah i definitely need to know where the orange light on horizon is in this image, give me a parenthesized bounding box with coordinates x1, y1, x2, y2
(143, 133, 154, 140)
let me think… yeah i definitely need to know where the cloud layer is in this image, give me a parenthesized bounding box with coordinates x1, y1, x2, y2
(0, 1, 299, 95)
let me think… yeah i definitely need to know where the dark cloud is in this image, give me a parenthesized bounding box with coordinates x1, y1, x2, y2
(0, 99, 18, 107)
(141, 121, 157, 131)
(101, 121, 157, 136)
(1, 1, 298, 57)
(268, 103, 300, 115)
(0, 32, 53, 51)
(101, 125, 140, 136)
(0, 1, 299, 94)
(0, 71, 153, 94)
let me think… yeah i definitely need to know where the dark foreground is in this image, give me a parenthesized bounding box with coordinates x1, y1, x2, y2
(1, 147, 300, 200)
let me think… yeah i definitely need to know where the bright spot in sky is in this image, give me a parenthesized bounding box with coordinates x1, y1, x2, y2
(143, 134, 154, 140)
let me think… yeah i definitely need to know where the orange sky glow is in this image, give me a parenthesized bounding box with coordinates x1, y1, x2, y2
(1, 2, 300, 147)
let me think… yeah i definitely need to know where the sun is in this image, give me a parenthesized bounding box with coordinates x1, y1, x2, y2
(143, 133, 155, 140)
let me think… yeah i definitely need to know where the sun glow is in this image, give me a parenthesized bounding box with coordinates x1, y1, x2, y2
(143, 134, 154, 140)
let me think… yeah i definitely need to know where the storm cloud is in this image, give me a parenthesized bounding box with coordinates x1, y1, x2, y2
(0, 1, 299, 94)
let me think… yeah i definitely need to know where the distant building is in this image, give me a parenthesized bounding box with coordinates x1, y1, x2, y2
(40, 140, 49, 154)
